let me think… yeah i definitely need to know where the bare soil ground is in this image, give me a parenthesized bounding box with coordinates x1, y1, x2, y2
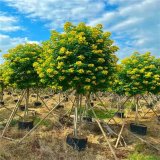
(0, 92, 160, 160)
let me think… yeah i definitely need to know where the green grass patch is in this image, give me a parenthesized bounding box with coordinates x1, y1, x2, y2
(78, 106, 116, 119)
(128, 152, 160, 160)
(33, 117, 52, 127)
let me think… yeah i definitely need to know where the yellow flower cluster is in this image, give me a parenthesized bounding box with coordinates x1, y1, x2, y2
(57, 62, 64, 69)
(84, 85, 91, 90)
(88, 64, 94, 67)
(78, 69, 84, 74)
(59, 76, 65, 81)
(101, 70, 108, 75)
(59, 47, 66, 54)
(98, 58, 105, 63)
(68, 68, 74, 73)
(78, 55, 85, 60)
(76, 61, 83, 66)
(85, 78, 91, 82)
(96, 39, 103, 43)
(145, 72, 152, 78)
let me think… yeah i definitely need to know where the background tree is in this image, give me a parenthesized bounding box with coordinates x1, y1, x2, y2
(3, 43, 42, 119)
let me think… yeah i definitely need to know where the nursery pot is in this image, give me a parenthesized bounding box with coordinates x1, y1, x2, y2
(158, 116, 160, 122)
(14, 99, 19, 103)
(34, 101, 42, 107)
(31, 94, 37, 98)
(18, 119, 34, 130)
(66, 133, 87, 151)
(56, 104, 64, 109)
(90, 102, 94, 107)
(130, 123, 147, 135)
(116, 112, 125, 118)
(0, 101, 4, 105)
(7, 91, 12, 95)
(83, 116, 92, 123)
(19, 105, 25, 111)
(44, 95, 49, 99)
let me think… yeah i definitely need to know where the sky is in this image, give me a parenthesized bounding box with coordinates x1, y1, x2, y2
(0, 0, 160, 63)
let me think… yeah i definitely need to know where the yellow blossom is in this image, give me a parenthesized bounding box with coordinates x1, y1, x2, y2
(68, 68, 74, 73)
(59, 47, 66, 54)
(78, 55, 85, 60)
(101, 70, 108, 75)
(78, 69, 84, 74)
(76, 61, 83, 66)
(47, 68, 53, 73)
(85, 78, 91, 82)
(88, 64, 94, 67)
(59, 76, 65, 81)
(98, 58, 105, 63)
(84, 85, 91, 90)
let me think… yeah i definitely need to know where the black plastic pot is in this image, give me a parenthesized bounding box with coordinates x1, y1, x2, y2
(31, 94, 37, 98)
(34, 101, 42, 107)
(0, 101, 4, 105)
(7, 92, 12, 95)
(14, 99, 19, 103)
(158, 116, 160, 122)
(19, 105, 25, 111)
(83, 117, 92, 122)
(116, 112, 125, 118)
(56, 104, 64, 109)
(90, 102, 94, 107)
(18, 120, 34, 130)
(50, 94, 54, 97)
(43, 95, 49, 99)
(146, 104, 153, 109)
(66, 133, 87, 151)
(130, 123, 147, 135)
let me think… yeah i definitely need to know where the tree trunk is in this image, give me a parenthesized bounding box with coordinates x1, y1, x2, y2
(24, 88, 29, 120)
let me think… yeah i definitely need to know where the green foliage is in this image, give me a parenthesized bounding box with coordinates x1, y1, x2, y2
(112, 52, 160, 96)
(78, 107, 116, 119)
(128, 152, 159, 160)
(3, 43, 42, 89)
(34, 22, 119, 94)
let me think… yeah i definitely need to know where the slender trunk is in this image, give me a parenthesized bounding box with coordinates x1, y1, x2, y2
(36, 88, 39, 102)
(24, 88, 29, 120)
(74, 94, 79, 137)
(135, 96, 139, 124)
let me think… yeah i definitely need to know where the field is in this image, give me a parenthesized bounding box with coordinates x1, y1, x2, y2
(0, 91, 160, 160)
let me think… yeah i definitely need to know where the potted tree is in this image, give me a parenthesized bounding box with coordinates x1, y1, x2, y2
(0, 64, 5, 105)
(34, 22, 119, 150)
(117, 52, 160, 135)
(3, 43, 42, 130)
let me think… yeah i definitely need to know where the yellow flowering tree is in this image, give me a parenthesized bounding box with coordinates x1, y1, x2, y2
(116, 52, 160, 96)
(34, 22, 119, 94)
(0, 64, 5, 102)
(3, 43, 43, 121)
(3, 43, 42, 89)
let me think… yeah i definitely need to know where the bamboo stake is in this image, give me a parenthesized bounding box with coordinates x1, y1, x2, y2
(18, 98, 65, 143)
(1, 90, 26, 137)
(115, 122, 125, 148)
(91, 107, 118, 160)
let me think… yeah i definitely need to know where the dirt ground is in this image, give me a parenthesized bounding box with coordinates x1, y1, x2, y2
(0, 91, 160, 160)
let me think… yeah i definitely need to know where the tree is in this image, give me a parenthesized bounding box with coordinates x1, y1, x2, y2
(34, 22, 119, 143)
(3, 43, 42, 120)
(34, 22, 119, 94)
(114, 52, 160, 125)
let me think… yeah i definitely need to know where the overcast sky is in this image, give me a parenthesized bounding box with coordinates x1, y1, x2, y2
(0, 0, 160, 63)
